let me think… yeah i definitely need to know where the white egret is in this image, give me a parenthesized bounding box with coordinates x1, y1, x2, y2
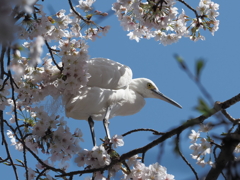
(63, 58, 182, 146)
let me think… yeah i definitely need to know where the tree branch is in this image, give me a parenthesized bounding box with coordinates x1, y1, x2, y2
(56, 93, 240, 178)
(7, 47, 28, 180)
(176, 133, 199, 180)
(221, 109, 240, 124)
(205, 125, 240, 180)
(45, 40, 63, 72)
(122, 128, 164, 137)
(177, 0, 201, 25)
(68, 0, 93, 24)
(4, 120, 66, 175)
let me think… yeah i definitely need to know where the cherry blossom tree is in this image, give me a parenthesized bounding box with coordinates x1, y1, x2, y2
(1, 0, 240, 180)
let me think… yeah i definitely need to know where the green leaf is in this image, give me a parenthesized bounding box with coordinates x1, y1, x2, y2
(195, 59, 205, 79)
(16, 159, 24, 165)
(174, 54, 186, 70)
(3, 162, 11, 166)
(195, 98, 212, 115)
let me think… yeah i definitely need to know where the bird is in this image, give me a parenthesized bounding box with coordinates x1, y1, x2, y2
(63, 58, 182, 146)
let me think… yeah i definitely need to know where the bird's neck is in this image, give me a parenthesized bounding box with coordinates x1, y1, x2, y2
(129, 79, 145, 97)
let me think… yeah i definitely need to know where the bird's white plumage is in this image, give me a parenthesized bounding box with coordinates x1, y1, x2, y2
(64, 81, 146, 121)
(86, 58, 132, 89)
(64, 58, 182, 145)
(64, 58, 181, 122)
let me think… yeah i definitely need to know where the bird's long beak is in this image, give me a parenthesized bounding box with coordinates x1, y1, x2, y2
(151, 89, 182, 109)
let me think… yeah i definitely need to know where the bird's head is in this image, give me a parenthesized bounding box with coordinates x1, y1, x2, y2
(130, 78, 182, 108)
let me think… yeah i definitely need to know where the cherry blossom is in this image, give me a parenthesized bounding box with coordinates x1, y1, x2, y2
(77, 0, 96, 12)
(189, 130, 200, 143)
(112, 0, 219, 43)
(189, 124, 213, 167)
(111, 134, 124, 148)
(1, 0, 222, 179)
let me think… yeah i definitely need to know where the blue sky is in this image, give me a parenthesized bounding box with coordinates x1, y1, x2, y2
(1, 0, 240, 179)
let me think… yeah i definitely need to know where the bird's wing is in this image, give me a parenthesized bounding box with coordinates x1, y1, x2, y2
(86, 58, 133, 90)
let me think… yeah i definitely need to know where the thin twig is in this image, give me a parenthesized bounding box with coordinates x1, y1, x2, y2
(213, 145, 218, 161)
(122, 128, 164, 137)
(36, 168, 48, 180)
(0, 47, 19, 180)
(0, 46, 6, 79)
(221, 167, 227, 180)
(0, 113, 19, 179)
(157, 141, 165, 163)
(0, 156, 9, 162)
(176, 58, 227, 124)
(50, 48, 60, 52)
(45, 40, 63, 72)
(0, 160, 25, 167)
(177, 59, 214, 104)
(0, 76, 10, 91)
(221, 109, 240, 124)
(228, 124, 237, 134)
(4, 120, 66, 175)
(176, 133, 199, 180)
(210, 141, 222, 148)
(142, 152, 145, 163)
(177, 0, 200, 25)
(7, 47, 28, 180)
(68, 0, 93, 24)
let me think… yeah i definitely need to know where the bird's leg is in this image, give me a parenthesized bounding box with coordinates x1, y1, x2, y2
(88, 116, 96, 146)
(103, 106, 112, 141)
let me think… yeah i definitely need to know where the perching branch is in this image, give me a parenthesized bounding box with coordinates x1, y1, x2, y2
(122, 128, 164, 137)
(56, 93, 240, 178)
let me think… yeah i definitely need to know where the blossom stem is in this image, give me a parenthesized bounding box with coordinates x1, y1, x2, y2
(68, 0, 93, 24)
(176, 133, 199, 180)
(45, 40, 63, 72)
(177, 0, 200, 25)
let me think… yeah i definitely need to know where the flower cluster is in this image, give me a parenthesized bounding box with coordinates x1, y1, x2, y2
(74, 135, 124, 168)
(7, 106, 83, 168)
(189, 123, 214, 167)
(6, 3, 112, 108)
(75, 145, 111, 168)
(189, 123, 240, 169)
(196, 0, 220, 36)
(4, 1, 113, 178)
(123, 155, 175, 180)
(81, 153, 175, 180)
(112, 0, 219, 44)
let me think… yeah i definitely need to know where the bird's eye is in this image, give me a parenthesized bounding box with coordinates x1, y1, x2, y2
(147, 83, 152, 89)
